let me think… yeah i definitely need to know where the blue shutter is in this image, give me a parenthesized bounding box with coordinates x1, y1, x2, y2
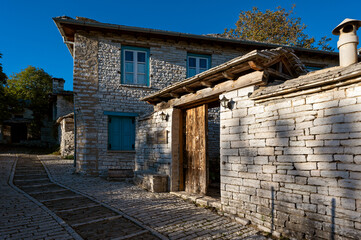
(121, 117, 135, 150)
(108, 115, 135, 151)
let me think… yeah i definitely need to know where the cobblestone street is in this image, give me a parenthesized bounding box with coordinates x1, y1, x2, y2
(1, 152, 270, 240)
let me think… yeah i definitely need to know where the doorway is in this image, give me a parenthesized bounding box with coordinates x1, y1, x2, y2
(181, 101, 220, 197)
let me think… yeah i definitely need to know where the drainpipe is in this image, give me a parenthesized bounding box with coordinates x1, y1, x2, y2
(332, 18, 361, 67)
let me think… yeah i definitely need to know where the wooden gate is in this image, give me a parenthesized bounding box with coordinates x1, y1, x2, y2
(184, 104, 208, 194)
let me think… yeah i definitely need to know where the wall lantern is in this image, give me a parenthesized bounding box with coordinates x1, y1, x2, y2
(160, 111, 168, 121)
(220, 95, 230, 109)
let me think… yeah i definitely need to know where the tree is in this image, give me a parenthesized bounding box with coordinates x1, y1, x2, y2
(6, 66, 53, 138)
(223, 5, 334, 51)
(0, 53, 6, 85)
(0, 53, 16, 124)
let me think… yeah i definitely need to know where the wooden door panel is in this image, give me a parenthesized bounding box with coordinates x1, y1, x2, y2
(184, 104, 207, 194)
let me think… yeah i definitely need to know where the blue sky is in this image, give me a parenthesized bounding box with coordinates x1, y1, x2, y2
(1, 0, 360, 90)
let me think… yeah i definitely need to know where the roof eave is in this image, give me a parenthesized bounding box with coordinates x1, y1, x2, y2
(52, 17, 339, 57)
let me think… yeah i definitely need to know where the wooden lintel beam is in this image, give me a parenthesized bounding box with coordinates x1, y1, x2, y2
(166, 71, 268, 108)
(200, 81, 213, 88)
(222, 71, 236, 80)
(248, 61, 264, 71)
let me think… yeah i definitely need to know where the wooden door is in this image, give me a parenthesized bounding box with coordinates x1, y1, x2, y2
(184, 104, 208, 194)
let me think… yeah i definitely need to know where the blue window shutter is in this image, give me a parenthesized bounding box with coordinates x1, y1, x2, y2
(108, 115, 136, 151)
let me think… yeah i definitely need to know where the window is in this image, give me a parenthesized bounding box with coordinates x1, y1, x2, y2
(106, 112, 136, 151)
(187, 53, 211, 77)
(122, 46, 149, 86)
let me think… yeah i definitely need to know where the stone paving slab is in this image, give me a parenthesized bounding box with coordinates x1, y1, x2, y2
(40, 155, 271, 240)
(0, 154, 73, 240)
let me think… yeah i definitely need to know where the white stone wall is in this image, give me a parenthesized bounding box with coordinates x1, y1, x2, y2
(219, 83, 361, 239)
(60, 118, 75, 157)
(135, 108, 173, 176)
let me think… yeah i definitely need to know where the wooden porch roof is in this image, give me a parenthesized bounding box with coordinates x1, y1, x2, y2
(142, 47, 307, 105)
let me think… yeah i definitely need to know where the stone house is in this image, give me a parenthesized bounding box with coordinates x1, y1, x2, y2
(136, 20, 361, 239)
(53, 16, 338, 177)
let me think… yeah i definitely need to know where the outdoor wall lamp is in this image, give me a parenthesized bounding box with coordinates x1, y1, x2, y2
(220, 95, 230, 109)
(160, 111, 168, 121)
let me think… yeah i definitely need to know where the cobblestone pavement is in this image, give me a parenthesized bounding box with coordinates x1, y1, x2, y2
(40, 155, 271, 240)
(0, 154, 73, 240)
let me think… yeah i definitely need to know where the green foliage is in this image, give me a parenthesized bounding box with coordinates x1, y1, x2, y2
(0, 53, 7, 85)
(223, 5, 334, 51)
(7, 66, 53, 138)
(0, 53, 18, 123)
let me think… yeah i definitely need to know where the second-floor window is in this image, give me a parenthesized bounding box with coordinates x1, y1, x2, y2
(187, 53, 211, 77)
(122, 46, 149, 86)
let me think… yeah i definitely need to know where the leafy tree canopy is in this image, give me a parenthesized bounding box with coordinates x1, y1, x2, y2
(223, 5, 334, 51)
(7, 66, 52, 107)
(0, 53, 14, 123)
(0, 53, 7, 85)
(6, 66, 53, 138)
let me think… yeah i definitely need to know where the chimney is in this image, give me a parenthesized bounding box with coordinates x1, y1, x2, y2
(332, 19, 361, 67)
(52, 78, 65, 93)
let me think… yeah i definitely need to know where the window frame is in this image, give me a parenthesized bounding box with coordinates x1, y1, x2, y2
(121, 46, 150, 86)
(187, 53, 211, 78)
(105, 111, 137, 152)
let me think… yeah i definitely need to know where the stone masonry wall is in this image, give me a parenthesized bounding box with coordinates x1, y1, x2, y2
(135, 108, 173, 176)
(56, 95, 74, 120)
(220, 83, 361, 239)
(59, 117, 75, 157)
(73, 30, 254, 175)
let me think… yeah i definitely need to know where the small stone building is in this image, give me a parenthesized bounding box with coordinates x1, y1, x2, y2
(53, 16, 338, 176)
(138, 46, 361, 239)
(56, 113, 74, 157)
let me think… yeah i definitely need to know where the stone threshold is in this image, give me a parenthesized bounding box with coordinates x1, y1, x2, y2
(170, 191, 251, 226)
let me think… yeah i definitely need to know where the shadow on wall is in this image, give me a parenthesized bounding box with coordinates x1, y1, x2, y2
(265, 93, 360, 239)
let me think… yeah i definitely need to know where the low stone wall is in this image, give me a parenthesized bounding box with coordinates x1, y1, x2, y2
(220, 82, 361, 239)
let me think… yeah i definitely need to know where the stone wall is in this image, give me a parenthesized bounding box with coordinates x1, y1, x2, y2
(73, 31, 255, 175)
(135, 108, 173, 190)
(219, 81, 361, 239)
(56, 95, 73, 120)
(59, 117, 74, 157)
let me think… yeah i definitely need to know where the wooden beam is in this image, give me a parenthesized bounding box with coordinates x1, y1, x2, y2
(182, 86, 196, 93)
(281, 59, 297, 78)
(170, 92, 180, 98)
(156, 71, 268, 109)
(200, 81, 213, 88)
(222, 71, 236, 80)
(248, 61, 264, 71)
(266, 68, 292, 80)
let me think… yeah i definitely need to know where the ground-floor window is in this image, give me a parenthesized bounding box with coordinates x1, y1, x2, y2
(106, 112, 136, 151)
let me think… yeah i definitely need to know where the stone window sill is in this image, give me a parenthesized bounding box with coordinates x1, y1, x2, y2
(107, 150, 136, 153)
(120, 84, 158, 90)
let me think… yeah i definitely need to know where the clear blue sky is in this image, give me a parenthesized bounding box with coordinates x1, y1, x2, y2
(1, 0, 360, 90)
